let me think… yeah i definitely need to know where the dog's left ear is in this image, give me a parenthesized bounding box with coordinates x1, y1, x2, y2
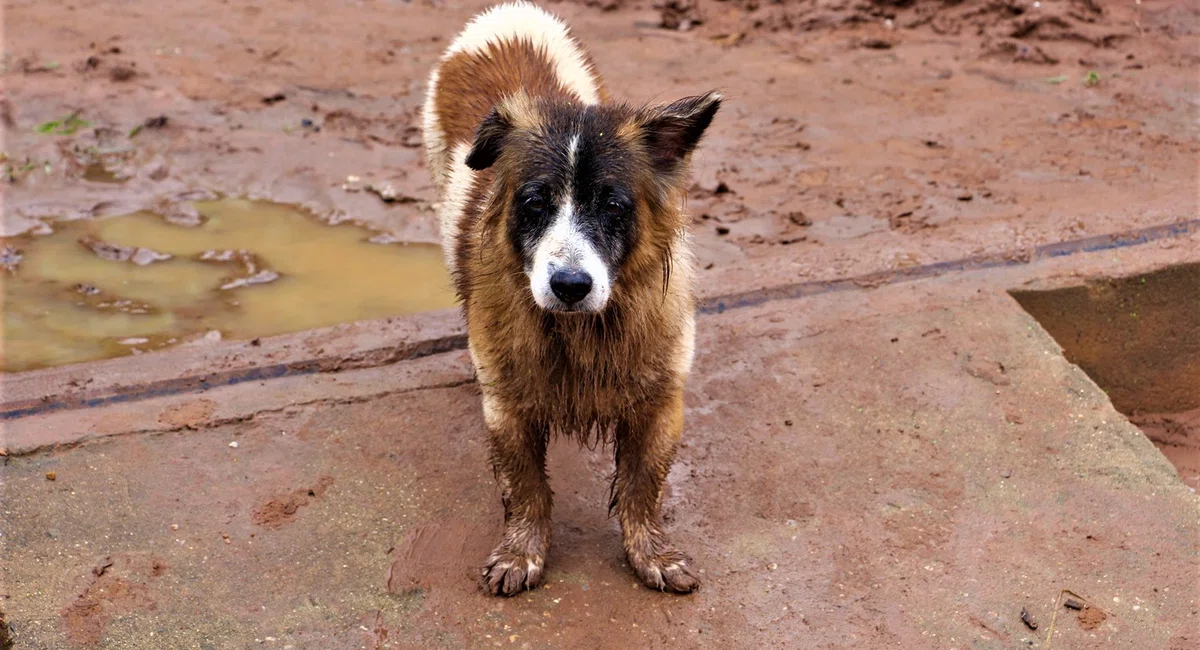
(638, 91, 722, 173)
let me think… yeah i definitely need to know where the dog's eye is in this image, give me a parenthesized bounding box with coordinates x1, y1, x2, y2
(522, 195, 546, 214)
(603, 198, 628, 216)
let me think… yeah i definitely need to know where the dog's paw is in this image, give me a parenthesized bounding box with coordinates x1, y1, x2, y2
(629, 547, 699, 594)
(483, 545, 545, 597)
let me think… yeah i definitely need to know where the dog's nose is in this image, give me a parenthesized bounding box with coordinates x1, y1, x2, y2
(549, 269, 593, 305)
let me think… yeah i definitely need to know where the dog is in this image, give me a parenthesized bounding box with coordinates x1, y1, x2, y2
(422, 0, 720, 596)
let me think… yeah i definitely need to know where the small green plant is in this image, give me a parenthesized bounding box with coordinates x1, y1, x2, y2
(1084, 71, 1101, 86)
(35, 113, 91, 135)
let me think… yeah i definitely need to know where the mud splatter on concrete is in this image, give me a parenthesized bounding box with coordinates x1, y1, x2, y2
(251, 475, 335, 529)
(386, 520, 497, 595)
(60, 556, 161, 647)
(157, 398, 217, 428)
(1078, 604, 1109, 631)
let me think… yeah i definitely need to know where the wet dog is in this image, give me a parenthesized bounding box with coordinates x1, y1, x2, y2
(422, 1, 720, 596)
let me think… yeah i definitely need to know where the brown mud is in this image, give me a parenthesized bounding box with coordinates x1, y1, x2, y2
(1132, 408, 1200, 491)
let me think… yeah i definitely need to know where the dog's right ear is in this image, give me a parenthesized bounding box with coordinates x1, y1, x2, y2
(466, 107, 511, 171)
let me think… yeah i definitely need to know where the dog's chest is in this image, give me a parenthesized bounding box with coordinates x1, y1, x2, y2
(496, 328, 670, 422)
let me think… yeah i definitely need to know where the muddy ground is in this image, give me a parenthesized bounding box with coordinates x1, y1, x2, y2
(5, 0, 1198, 505)
(2, 0, 1199, 647)
(5, 1, 1197, 255)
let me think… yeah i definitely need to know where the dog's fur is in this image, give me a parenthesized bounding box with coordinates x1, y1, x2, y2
(423, 1, 720, 596)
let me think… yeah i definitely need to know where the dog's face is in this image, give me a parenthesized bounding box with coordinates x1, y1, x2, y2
(466, 91, 721, 313)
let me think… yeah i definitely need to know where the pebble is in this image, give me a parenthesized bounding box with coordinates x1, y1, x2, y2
(229, 441, 239, 448)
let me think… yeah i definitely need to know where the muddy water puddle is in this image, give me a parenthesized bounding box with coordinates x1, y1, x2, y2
(1, 199, 456, 373)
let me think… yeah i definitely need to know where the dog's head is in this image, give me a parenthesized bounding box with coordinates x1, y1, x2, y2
(466, 90, 721, 313)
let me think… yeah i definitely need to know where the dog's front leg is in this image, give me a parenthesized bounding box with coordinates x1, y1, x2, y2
(481, 391, 552, 596)
(612, 387, 699, 593)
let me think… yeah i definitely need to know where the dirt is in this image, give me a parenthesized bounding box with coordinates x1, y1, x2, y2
(250, 475, 336, 529)
(156, 398, 218, 428)
(386, 520, 498, 595)
(1077, 603, 1109, 631)
(1132, 408, 1200, 490)
(60, 555, 160, 646)
(4, 0, 1196, 265)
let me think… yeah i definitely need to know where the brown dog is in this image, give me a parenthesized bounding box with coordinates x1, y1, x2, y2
(422, 1, 720, 596)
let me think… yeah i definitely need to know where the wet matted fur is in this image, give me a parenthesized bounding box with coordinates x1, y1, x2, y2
(423, 0, 721, 596)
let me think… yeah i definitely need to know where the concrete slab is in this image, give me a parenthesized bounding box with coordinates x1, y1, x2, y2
(3, 249, 1198, 649)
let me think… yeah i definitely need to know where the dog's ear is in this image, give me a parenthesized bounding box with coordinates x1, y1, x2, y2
(466, 107, 511, 171)
(467, 92, 538, 171)
(638, 91, 722, 173)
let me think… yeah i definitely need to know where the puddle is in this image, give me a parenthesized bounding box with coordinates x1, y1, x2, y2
(1, 199, 457, 373)
(1011, 263, 1200, 490)
(82, 161, 126, 184)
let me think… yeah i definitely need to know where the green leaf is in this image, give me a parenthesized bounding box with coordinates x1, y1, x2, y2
(1083, 71, 1101, 86)
(1045, 75, 1068, 85)
(35, 114, 91, 135)
(60, 115, 91, 135)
